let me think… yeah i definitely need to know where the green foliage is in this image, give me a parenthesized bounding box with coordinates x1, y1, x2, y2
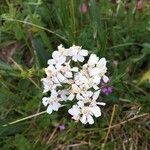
(0, 0, 150, 149)
(15, 134, 31, 150)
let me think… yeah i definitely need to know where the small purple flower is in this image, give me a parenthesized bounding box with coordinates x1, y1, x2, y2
(102, 86, 113, 95)
(58, 124, 65, 131)
(79, 2, 88, 14)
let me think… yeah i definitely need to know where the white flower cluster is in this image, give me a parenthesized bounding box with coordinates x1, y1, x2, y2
(41, 45, 109, 124)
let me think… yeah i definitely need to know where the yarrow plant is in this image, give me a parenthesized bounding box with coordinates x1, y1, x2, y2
(41, 45, 109, 124)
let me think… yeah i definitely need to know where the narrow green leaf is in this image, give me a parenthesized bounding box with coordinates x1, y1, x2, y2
(31, 38, 50, 67)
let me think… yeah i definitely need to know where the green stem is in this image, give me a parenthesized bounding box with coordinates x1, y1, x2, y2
(3, 111, 46, 127)
(107, 43, 141, 50)
(70, 0, 76, 42)
(0, 18, 68, 41)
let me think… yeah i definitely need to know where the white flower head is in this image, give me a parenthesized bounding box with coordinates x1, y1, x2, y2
(42, 44, 109, 124)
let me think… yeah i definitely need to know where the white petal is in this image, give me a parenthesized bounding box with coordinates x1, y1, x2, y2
(72, 55, 78, 62)
(63, 48, 70, 56)
(43, 88, 49, 93)
(103, 75, 109, 83)
(84, 84, 90, 89)
(42, 86, 49, 93)
(57, 44, 63, 50)
(93, 90, 100, 100)
(79, 49, 88, 56)
(47, 59, 55, 65)
(57, 56, 66, 65)
(68, 105, 80, 116)
(72, 84, 81, 93)
(42, 97, 49, 106)
(76, 94, 84, 100)
(87, 115, 94, 124)
(77, 101, 84, 108)
(60, 90, 68, 101)
(68, 108, 75, 116)
(93, 75, 101, 84)
(51, 102, 61, 111)
(96, 102, 106, 106)
(65, 71, 72, 78)
(91, 106, 101, 117)
(52, 51, 60, 59)
(80, 75, 88, 83)
(77, 55, 84, 62)
(61, 95, 67, 101)
(72, 115, 80, 121)
(86, 91, 93, 97)
(80, 115, 87, 124)
(97, 57, 107, 67)
(70, 45, 79, 56)
(57, 73, 66, 82)
(47, 65, 55, 71)
(68, 93, 75, 100)
(70, 67, 79, 72)
(52, 76, 60, 84)
(82, 91, 93, 98)
(55, 64, 62, 70)
(90, 68, 101, 76)
(46, 105, 53, 114)
(51, 90, 58, 97)
(88, 54, 99, 66)
(93, 85, 99, 90)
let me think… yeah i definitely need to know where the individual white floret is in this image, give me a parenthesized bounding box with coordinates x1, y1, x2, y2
(42, 90, 62, 114)
(61, 61, 79, 79)
(67, 84, 82, 100)
(58, 89, 69, 101)
(68, 100, 105, 124)
(97, 58, 109, 83)
(69, 45, 88, 62)
(48, 45, 69, 67)
(41, 77, 61, 93)
(68, 90, 105, 124)
(87, 54, 109, 83)
(88, 54, 99, 67)
(80, 64, 101, 89)
(68, 104, 80, 121)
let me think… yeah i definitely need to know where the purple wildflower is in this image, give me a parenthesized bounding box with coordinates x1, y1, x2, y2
(59, 124, 65, 131)
(102, 86, 113, 95)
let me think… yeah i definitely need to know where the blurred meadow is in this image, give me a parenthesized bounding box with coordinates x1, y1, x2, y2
(0, 0, 150, 149)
